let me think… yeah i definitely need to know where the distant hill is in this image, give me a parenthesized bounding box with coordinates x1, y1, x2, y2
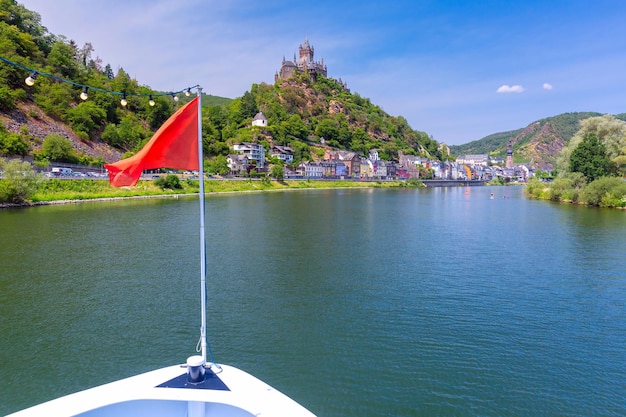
(202, 95, 233, 107)
(450, 112, 626, 169)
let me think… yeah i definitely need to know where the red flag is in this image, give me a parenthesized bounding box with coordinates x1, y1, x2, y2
(104, 97, 199, 187)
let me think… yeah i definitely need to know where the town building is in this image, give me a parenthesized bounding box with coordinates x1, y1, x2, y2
(270, 145, 294, 164)
(324, 150, 361, 177)
(456, 154, 489, 166)
(232, 142, 265, 169)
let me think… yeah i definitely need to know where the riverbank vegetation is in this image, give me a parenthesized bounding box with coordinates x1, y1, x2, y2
(525, 115, 626, 208)
(0, 160, 425, 206)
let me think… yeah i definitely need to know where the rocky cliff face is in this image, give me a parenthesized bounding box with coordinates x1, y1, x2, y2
(1, 102, 122, 162)
(512, 121, 566, 170)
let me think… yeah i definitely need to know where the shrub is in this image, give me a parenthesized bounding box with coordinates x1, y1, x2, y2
(580, 176, 626, 207)
(41, 134, 78, 162)
(525, 177, 549, 199)
(0, 130, 29, 156)
(0, 158, 41, 204)
(549, 172, 586, 202)
(154, 174, 182, 190)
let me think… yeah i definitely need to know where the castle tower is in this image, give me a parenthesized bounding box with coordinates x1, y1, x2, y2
(299, 39, 314, 63)
(506, 141, 513, 168)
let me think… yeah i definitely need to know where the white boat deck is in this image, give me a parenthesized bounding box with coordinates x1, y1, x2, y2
(6, 363, 316, 417)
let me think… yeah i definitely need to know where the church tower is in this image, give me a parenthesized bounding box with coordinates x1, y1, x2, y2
(506, 141, 513, 168)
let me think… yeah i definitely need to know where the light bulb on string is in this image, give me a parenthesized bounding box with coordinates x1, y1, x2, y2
(25, 71, 38, 86)
(1, 56, 199, 110)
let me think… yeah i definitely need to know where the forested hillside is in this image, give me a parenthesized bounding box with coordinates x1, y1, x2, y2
(0, 0, 442, 169)
(205, 73, 443, 165)
(450, 112, 626, 169)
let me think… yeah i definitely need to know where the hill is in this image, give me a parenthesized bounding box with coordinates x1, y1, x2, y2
(0, 0, 234, 166)
(450, 112, 626, 169)
(219, 73, 441, 162)
(0, 1, 442, 168)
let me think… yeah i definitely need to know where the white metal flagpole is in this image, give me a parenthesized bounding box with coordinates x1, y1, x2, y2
(196, 87, 208, 364)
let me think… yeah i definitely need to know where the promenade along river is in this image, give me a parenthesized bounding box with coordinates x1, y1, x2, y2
(1, 186, 624, 416)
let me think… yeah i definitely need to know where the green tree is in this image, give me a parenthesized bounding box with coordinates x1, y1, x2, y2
(270, 162, 284, 180)
(0, 125, 29, 156)
(34, 82, 73, 120)
(0, 157, 40, 203)
(350, 128, 369, 154)
(207, 155, 229, 175)
(240, 91, 257, 120)
(282, 114, 309, 140)
(40, 133, 77, 162)
(103, 64, 114, 79)
(48, 40, 78, 79)
(315, 118, 339, 142)
(101, 114, 149, 150)
(66, 101, 107, 137)
(569, 134, 612, 182)
(0, 84, 22, 110)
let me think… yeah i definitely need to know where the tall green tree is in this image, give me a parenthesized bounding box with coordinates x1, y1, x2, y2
(240, 91, 257, 120)
(569, 134, 612, 182)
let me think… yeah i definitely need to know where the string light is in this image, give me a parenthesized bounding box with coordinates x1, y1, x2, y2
(0, 56, 200, 108)
(25, 71, 38, 86)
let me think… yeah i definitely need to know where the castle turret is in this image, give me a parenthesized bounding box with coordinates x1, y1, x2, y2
(299, 39, 314, 63)
(275, 39, 334, 85)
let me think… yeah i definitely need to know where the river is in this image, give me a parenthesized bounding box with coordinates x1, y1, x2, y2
(1, 186, 624, 416)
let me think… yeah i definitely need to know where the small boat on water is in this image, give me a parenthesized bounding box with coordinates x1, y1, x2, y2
(7, 90, 316, 417)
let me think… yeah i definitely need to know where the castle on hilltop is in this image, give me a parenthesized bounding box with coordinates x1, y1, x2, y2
(275, 39, 348, 90)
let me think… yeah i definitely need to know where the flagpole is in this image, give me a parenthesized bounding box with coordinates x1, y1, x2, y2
(196, 87, 208, 364)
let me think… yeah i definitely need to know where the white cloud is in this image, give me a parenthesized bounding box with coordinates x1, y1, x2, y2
(496, 84, 524, 93)
(543, 83, 553, 90)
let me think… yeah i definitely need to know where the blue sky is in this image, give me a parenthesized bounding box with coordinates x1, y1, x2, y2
(18, 0, 626, 145)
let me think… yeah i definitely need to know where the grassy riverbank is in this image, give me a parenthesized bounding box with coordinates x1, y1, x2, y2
(28, 178, 424, 203)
